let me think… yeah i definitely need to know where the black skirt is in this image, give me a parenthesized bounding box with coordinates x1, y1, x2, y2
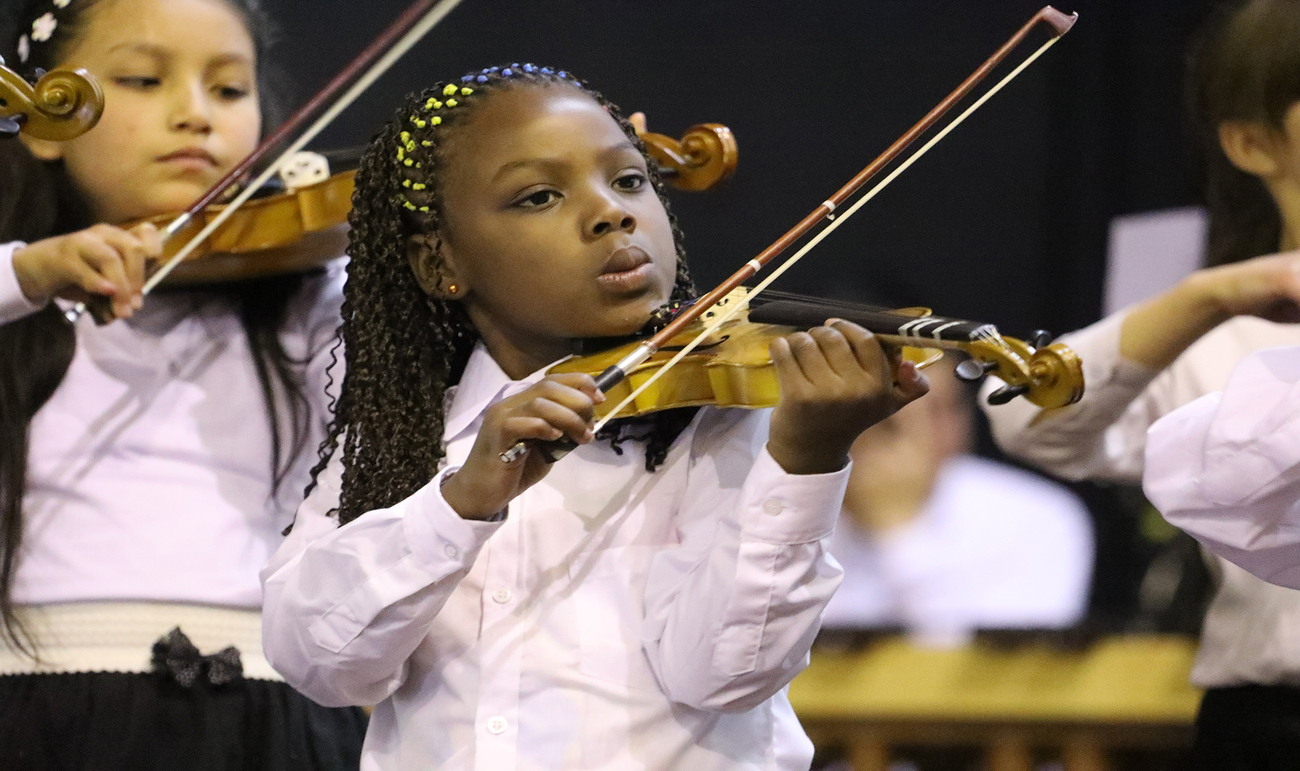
(0, 670, 368, 771)
(1192, 684, 1300, 771)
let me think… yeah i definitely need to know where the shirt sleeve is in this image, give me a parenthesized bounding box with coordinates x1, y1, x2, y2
(0, 242, 47, 324)
(1145, 346, 1300, 590)
(260, 454, 505, 707)
(979, 311, 1161, 483)
(641, 408, 848, 713)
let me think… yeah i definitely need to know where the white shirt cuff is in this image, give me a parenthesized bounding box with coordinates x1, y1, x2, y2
(402, 466, 505, 568)
(739, 447, 849, 544)
(0, 242, 46, 324)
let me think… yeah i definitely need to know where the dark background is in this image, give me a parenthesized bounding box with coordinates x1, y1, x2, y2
(266, 0, 1222, 629)
(271, 0, 1219, 340)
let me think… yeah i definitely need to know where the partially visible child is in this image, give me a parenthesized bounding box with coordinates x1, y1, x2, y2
(1145, 345, 1300, 590)
(0, 0, 364, 767)
(260, 64, 929, 770)
(979, 0, 1300, 766)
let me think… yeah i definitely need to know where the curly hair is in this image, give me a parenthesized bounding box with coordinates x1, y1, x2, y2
(318, 64, 700, 526)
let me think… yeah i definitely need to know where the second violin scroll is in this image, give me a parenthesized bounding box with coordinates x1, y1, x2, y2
(0, 63, 103, 140)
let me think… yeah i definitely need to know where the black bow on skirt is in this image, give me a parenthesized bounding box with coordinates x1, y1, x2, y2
(150, 627, 244, 688)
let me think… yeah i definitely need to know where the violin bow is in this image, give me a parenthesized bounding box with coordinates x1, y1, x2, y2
(502, 5, 1077, 463)
(67, 0, 466, 323)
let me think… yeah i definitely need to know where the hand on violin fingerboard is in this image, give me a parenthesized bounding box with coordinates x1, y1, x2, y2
(12, 223, 159, 320)
(441, 373, 604, 520)
(765, 320, 930, 475)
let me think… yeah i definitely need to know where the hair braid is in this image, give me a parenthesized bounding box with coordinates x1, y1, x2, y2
(317, 65, 699, 525)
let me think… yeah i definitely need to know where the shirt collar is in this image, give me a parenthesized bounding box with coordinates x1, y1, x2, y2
(443, 342, 568, 442)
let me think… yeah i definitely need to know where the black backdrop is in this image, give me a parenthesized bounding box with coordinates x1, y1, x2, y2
(270, 0, 1219, 340)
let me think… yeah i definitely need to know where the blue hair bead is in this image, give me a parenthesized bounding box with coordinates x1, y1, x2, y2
(557, 71, 568, 79)
(502, 68, 513, 77)
(487, 66, 499, 73)
(461, 74, 473, 82)
(540, 67, 552, 74)
(523, 63, 535, 73)
(476, 74, 488, 83)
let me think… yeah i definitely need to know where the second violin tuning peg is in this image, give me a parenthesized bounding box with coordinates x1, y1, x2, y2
(0, 116, 21, 136)
(1030, 329, 1053, 349)
(954, 358, 999, 383)
(987, 382, 1031, 405)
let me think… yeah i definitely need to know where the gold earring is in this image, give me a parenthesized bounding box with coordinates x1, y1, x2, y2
(447, 283, 459, 295)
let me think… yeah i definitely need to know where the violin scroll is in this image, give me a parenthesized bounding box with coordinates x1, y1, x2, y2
(637, 121, 738, 192)
(966, 335, 1084, 409)
(0, 62, 104, 140)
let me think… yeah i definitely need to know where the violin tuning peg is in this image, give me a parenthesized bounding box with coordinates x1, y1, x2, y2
(0, 117, 20, 136)
(987, 382, 1031, 405)
(1030, 329, 1053, 349)
(954, 358, 999, 382)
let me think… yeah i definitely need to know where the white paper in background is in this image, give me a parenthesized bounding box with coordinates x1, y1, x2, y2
(1104, 207, 1208, 317)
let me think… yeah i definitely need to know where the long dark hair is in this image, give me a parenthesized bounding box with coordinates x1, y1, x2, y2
(317, 65, 699, 526)
(1188, 0, 1300, 266)
(0, 0, 304, 657)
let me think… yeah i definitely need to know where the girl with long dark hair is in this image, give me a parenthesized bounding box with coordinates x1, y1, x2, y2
(0, 0, 365, 767)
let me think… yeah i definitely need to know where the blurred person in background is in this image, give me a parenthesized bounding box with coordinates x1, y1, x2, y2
(822, 354, 1093, 645)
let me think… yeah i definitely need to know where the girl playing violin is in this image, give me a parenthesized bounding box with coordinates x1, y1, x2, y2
(260, 64, 929, 770)
(981, 0, 1300, 766)
(0, 0, 365, 767)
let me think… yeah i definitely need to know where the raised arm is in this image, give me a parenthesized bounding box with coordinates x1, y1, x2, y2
(1145, 346, 1300, 590)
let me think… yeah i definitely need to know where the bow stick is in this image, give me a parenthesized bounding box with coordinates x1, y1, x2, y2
(67, 0, 466, 323)
(502, 5, 1077, 464)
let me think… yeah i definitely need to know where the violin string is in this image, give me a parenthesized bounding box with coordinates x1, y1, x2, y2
(591, 33, 1063, 433)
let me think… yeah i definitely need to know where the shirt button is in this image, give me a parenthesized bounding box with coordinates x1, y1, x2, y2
(444, 544, 459, 559)
(487, 716, 508, 734)
(762, 498, 784, 515)
(492, 587, 513, 604)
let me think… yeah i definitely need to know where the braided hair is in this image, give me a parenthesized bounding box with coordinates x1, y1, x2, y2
(319, 64, 699, 525)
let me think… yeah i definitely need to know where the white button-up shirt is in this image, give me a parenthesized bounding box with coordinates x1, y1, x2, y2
(0, 243, 344, 609)
(980, 311, 1300, 689)
(1146, 345, 1300, 590)
(262, 344, 850, 770)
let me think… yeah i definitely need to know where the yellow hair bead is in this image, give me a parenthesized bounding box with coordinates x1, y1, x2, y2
(421, 140, 432, 147)
(403, 179, 411, 187)
(404, 158, 414, 166)
(419, 206, 430, 212)
(425, 98, 437, 109)
(460, 87, 473, 96)
(413, 182, 426, 190)
(431, 116, 442, 126)
(406, 141, 416, 152)
(443, 83, 458, 96)
(445, 99, 457, 108)
(403, 201, 417, 210)
(431, 100, 443, 110)
(400, 131, 410, 141)
(396, 147, 405, 160)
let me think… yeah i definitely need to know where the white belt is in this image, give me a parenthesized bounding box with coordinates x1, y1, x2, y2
(0, 602, 282, 681)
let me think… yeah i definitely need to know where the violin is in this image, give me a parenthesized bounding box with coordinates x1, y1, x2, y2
(0, 60, 104, 140)
(549, 289, 1084, 419)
